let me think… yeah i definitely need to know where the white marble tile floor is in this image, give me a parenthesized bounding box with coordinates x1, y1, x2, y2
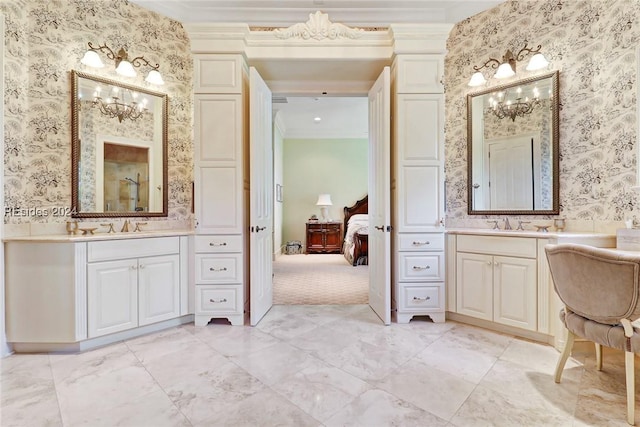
(1, 304, 639, 426)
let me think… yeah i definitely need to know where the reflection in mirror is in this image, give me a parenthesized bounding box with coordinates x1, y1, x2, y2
(467, 71, 559, 215)
(71, 70, 168, 217)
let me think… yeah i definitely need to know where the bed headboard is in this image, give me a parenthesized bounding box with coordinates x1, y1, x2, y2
(343, 195, 368, 239)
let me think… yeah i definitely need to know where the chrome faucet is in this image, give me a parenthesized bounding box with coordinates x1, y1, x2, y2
(503, 218, 512, 230)
(101, 223, 116, 233)
(133, 222, 147, 232)
(120, 220, 130, 233)
(517, 220, 530, 231)
(486, 220, 499, 230)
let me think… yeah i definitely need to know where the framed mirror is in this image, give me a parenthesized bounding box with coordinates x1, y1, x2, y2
(467, 70, 559, 215)
(71, 70, 168, 217)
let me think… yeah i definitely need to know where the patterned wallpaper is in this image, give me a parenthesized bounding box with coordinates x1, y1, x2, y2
(2, 0, 193, 224)
(445, 0, 640, 223)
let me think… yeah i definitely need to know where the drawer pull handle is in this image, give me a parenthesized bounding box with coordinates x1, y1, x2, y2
(412, 241, 430, 245)
(413, 296, 431, 301)
(209, 267, 228, 272)
(209, 242, 227, 246)
(209, 298, 228, 303)
(412, 266, 430, 270)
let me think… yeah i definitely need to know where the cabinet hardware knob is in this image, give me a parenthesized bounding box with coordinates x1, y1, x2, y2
(412, 266, 430, 270)
(413, 241, 430, 245)
(209, 298, 228, 303)
(487, 261, 492, 265)
(494, 261, 499, 266)
(130, 265, 137, 270)
(139, 264, 145, 269)
(413, 296, 431, 301)
(209, 267, 228, 272)
(209, 242, 227, 246)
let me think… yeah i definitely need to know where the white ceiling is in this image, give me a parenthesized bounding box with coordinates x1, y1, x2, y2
(131, 0, 505, 27)
(130, 0, 505, 138)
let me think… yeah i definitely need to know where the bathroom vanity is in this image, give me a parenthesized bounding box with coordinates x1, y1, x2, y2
(4, 231, 193, 353)
(446, 229, 615, 348)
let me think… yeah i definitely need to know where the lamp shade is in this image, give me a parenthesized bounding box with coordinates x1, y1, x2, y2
(526, 53, 549, 71)
(115, 60, 137, 77)
(145, 70, 165, 85)
(468, 71, 487, 87)
(494, 62, 515, 79)
(316, 194, 333, 206)
(80, 50, 105, 68)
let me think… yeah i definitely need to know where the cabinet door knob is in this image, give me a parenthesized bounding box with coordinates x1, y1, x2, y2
(494, 261, 499, 266)
(487, 261, 492, 265)
(209, 267, 228, 272)
(209, 242, 227, 246)
(130, 265, 138, 270)
(209, 298, 227, 303)
(139, 264, 145, 269)
(413, 296, 431, 301)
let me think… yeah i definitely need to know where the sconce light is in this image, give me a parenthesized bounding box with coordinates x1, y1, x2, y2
(316, 194, 333, 222)
(91, 85, 148, 123)
(487, 86, 541, 122)
(80, 42, 165, 85)
(468, 41, 549, 87)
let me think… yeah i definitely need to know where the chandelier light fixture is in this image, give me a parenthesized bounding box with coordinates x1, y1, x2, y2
(80, 42, 165, 85)
(487, 86, 541, 122)
(468, 41, 549, 87)
(91, 85, 149, 123)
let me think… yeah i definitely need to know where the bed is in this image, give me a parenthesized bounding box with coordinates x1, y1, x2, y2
(342, 195, 368, 266)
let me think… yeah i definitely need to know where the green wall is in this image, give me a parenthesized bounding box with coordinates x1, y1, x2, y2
(282, 138, 368, 249)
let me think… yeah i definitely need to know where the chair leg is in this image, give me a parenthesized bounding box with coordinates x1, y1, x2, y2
(595, 343, 603, 371)
(555, 329, 576, 383)
(625, 350, 635, 425)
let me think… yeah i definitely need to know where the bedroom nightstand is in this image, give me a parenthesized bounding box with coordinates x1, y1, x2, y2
(306, 221, 342, 254)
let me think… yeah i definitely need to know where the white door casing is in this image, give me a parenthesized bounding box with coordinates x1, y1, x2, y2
(249, 67, 274, 326)
(368, 66, 391, 325)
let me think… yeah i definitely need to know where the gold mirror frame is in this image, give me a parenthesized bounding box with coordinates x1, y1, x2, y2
(71, 70, 168, 218)
(466, 70, 560, 215)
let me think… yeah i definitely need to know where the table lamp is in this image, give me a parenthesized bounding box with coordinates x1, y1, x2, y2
(316, 194, 333, 222)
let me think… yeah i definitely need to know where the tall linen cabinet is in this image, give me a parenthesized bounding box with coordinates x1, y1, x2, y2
(193, 54, 249, 326)
(391, 55, 446, 323)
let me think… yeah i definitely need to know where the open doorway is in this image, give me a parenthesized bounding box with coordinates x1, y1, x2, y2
(272, 96, 369, 305)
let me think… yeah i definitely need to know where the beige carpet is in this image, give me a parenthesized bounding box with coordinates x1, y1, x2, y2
(273, 254, 369, 305)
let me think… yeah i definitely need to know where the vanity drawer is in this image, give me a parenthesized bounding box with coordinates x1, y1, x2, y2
(196, 285, 242, 314)
(399, 253, 443, 281)
(457, 234, 536, 258)
(399, 284, 443, 311)
(194, 235, 243, 253)
(88, 237, 179, 262)
(397, 233, 444, 251)
(195, 254, 243, 284)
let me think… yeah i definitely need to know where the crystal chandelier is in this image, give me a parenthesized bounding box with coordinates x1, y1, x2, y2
(487, 86, 541, 122)
(92, 85, 148, 123)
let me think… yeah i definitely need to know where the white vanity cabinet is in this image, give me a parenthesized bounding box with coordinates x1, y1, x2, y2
(87, 250, 180, 338)
(456, 239, 537, 331)
(5, 234, 191, 353)
(447, 230, 616, 345)
(391, 54, 446, 323)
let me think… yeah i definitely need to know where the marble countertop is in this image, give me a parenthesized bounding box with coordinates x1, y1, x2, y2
(445, 228, 615, 239)
(3, 229, 194, 243)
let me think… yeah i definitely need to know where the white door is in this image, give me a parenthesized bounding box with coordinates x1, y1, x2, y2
(249, 67, 274, 326)
(486, 136, 534, 210)
(368, 66, 391, 325)
(138, 254, 180, 326)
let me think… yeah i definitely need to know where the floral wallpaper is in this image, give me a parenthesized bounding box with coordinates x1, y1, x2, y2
(445, 0, 640, 223)
(2, 0, 193, 224)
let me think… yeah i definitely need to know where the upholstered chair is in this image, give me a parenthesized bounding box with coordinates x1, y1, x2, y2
(545, 243, 640, 425)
